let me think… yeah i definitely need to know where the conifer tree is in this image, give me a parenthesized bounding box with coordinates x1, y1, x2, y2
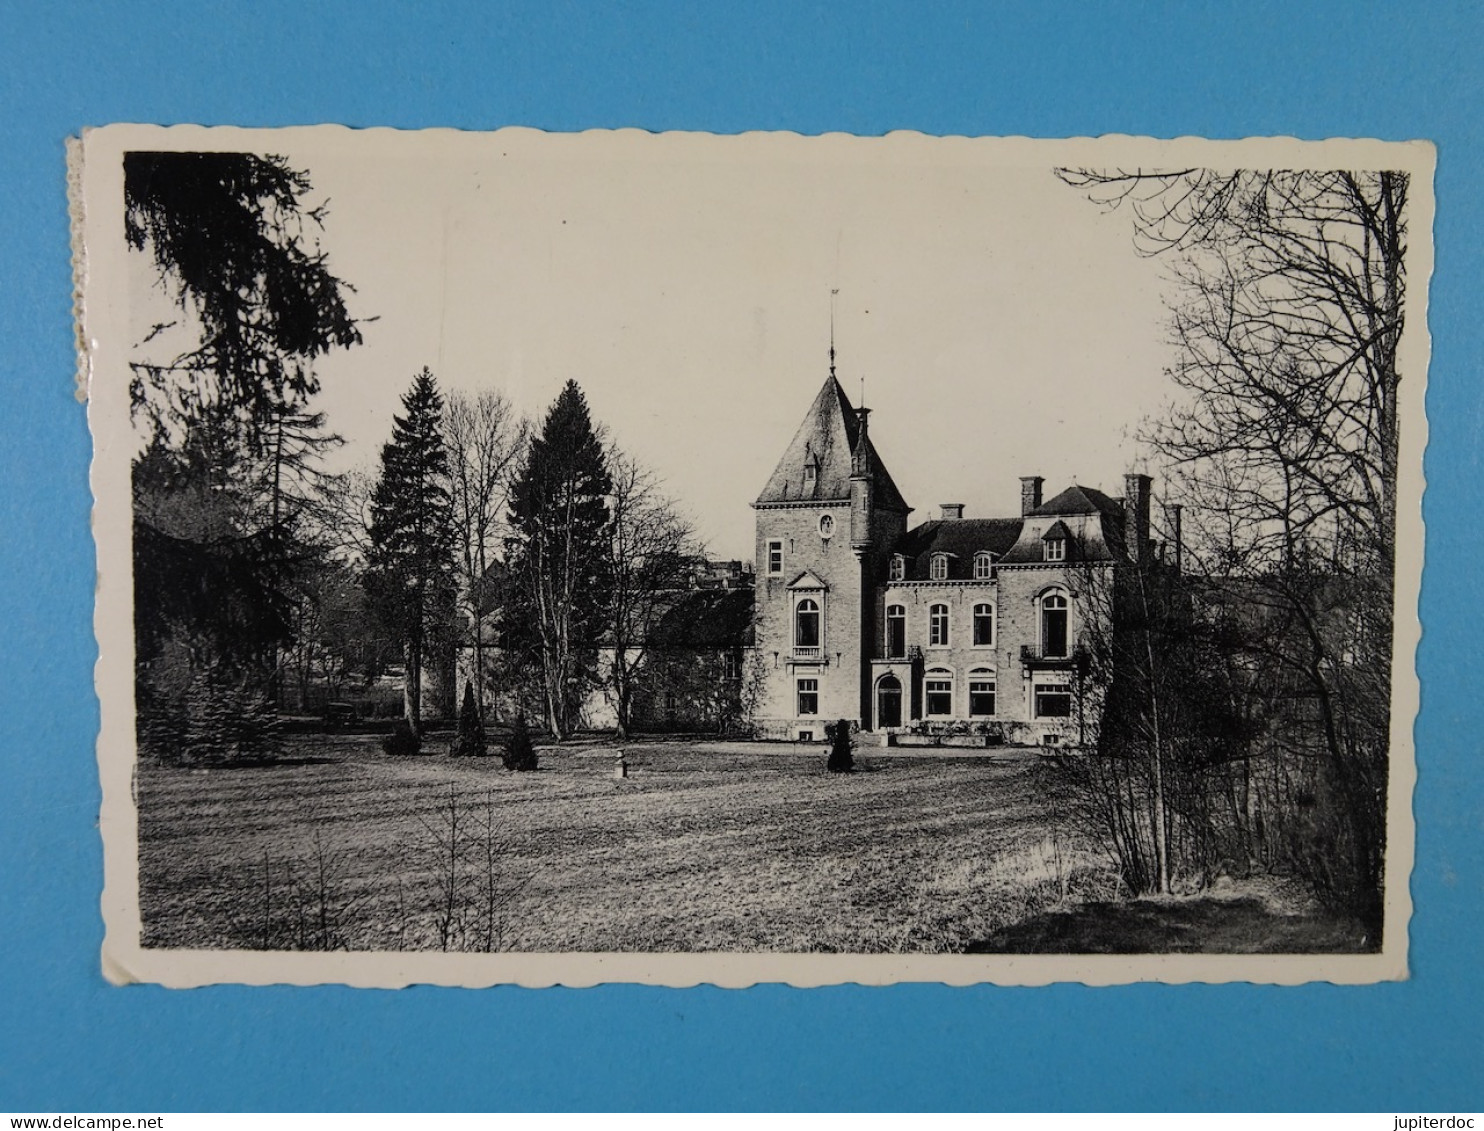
(366, 369, 456, 735)
(453, 680, 487, 758)
(503, 714, 537, 772)
(126, 153, 360, 760)
(506, 380, 613, 739)
(826, 719, 854, 773)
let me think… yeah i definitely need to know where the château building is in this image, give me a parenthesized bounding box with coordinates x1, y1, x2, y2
(750, 374, 1163, 746)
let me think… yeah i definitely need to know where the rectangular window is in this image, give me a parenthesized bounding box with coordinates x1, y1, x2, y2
(721, 651, 740, 680)
(925, 678, 953, 717)
(1035, 682, 1073, 718)
(767, 540, 783, 575)
(1045, 539, 1066, 563)
(969, 680, 996, 717)
(797, 678, 819, 716)
(1043, 609, 1068, 658)
(886, 607, 906, 659)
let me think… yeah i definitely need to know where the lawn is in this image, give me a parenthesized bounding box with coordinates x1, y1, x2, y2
(136, 735, 1363, 954)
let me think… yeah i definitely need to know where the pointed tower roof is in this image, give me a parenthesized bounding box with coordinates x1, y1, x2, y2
(754, 376, 909, 511)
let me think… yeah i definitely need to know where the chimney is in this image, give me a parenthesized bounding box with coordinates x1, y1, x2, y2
(1019, 476, 1044, 516)
(1124, 473, 1152, 563)
(939, 503, 964, 521)
(1171, 504, 1183, 573)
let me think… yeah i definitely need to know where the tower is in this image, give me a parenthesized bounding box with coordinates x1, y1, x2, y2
(751, 375, 909, 739)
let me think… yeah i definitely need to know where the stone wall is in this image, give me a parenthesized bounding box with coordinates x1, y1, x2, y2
(752, 500, 865, 739)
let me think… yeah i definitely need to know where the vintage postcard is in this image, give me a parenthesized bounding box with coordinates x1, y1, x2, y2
(74, 125, 1430, 986)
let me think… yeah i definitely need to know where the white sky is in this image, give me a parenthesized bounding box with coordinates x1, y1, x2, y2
(132, 130, 1176, 561)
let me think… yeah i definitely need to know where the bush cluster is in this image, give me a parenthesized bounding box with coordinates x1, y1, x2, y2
(382, 720, 421, 757)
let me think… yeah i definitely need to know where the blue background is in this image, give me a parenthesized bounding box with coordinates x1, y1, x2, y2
(2, 0, 1480, 1111)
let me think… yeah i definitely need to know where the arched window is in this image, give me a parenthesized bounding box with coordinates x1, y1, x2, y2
(924, 668, 953, 717)
(1041, 593, 1069, 658)
(968, 668, 996, 717)
(929, 602, 950, 647)
(972, 602, 995, 646)
(889, 554, 906, 582)
(876, 673, 903, 729)
(930, 553, 949, 581)
(795, 597, 821, 649)
(885, 604, 907, 659)
(973, 552, 995, 580)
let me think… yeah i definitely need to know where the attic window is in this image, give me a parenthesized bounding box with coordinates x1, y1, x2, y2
(803, 458, 818, 492)
(889, 554, 905, 582)
(930, 554, 949, 581)
(1044, 538, 1066, 563)
(973, 552, 995, 580)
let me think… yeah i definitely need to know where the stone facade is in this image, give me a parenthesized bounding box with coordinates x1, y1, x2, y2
(751, 375, 1159, 748)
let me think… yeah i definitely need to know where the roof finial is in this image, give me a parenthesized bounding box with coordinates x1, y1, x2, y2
(860, 373, 865, 409)
(829, 289, 839, 380)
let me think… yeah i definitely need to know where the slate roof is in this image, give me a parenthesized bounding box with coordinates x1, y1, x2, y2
(885, 518, 1023, 581)
(1033, 484, 1124, 520)
(1042, 519, 1073, 542)
(754, 376, 909, 512)
(998, 483, 1129, 564)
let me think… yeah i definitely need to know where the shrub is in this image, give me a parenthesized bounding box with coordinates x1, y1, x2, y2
(826, 718, 854, 773)
(382, 719, 421, 757)
(503, 715, 537, 772)
(136, 654, 283, 765)
(452, 681, 487, 758)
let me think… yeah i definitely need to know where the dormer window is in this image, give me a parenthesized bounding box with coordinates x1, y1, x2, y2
(1044, 538, 1066, 563)
(930, 554, 949, 581)
(803, 457, 819, 493)
(889, 554, 905, 582)
(973, 552, 995, 580)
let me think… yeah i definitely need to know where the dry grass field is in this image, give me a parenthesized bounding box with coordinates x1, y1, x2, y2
(137, 735, 1364, 953)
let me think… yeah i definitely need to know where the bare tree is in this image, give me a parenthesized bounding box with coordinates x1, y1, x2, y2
(317, 464, 380, 564)
(604, 448, 697, 738)
(1059, 168, 1408, 936)
(1057, 169, 1406, 573)
(443, 390, 527, 708)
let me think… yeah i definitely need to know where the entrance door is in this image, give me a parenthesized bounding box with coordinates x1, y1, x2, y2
(876, 674, 903, 729)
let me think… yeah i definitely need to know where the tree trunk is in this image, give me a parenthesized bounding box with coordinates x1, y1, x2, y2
(405, 636, 423, 736)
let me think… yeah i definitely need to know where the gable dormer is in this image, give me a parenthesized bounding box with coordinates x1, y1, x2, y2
(1042, 519, 1072, 562)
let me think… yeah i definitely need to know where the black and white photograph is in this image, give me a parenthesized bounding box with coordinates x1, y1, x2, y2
(76, 126, 1429, 986)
